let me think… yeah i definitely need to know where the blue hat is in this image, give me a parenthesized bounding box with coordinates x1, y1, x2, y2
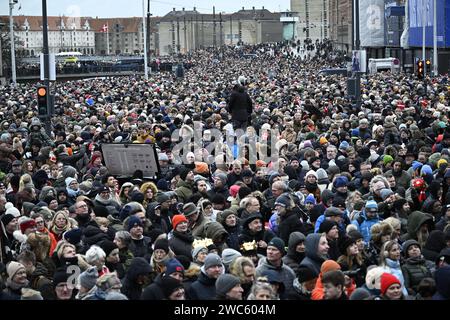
(267, 237, 286, 255)
(412, 161, 423, 171)
(274, 193, 292, 208)
(334, 176, 349, 188)
(420, 164, 433, 176)
(165, 258, 184, 275)
(380, 188, 394, 201)
(339, 141, 350, 150)
(127, 216, 143, 231)
(304, 194, 316, 205)
(365, 200, 378, 211)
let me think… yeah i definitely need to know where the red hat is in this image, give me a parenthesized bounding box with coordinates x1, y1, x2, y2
(172, 214, 188, 230)
(380, 273, 401, 295)
(229, 185, 241, 198)
(20, 219, 36, 234)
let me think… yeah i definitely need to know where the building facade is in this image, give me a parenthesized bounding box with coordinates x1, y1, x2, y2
(291, 0, 330, 43)
(328, 0, 352, 51)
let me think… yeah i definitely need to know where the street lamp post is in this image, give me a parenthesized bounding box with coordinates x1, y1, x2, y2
(9, 0, 18, 86)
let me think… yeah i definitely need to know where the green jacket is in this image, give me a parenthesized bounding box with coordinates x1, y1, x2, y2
(175, 180, 194, 203)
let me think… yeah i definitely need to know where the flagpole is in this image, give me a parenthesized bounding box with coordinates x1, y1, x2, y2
(106, 22, 110, 55)
(142, 0, 148, 80)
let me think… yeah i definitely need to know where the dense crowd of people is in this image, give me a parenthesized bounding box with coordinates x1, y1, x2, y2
(0, 41, 449, 300)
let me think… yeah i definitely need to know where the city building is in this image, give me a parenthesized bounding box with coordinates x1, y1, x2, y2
(291, 0, 330, 43)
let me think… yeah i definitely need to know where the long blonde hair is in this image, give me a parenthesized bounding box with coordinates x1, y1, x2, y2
(19, 173, 34, 192)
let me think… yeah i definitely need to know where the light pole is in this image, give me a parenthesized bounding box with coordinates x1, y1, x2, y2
(142, 0, 148, 80)
(9, 0, 18, 86)
(433, 0, 438, 76)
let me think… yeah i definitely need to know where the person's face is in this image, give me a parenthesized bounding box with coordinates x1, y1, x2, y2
(113, 237, 125, 249)
(63, 246, 76, 258)
(233, 166, 241, 175)
(347, 243, 359, 256)
(323, 282, 342, 300)
(225, 214, 237, 227)
(34, 217, 46, 232)
(291, 160, 299, 169)
(26, 162, 34, 171)
(107, 176, 115, 187)
(186, 171, 195, 182)
(55, 214, 67, 228)
(393, 162, 402, 172)
(355, 238, 365, 251)
(176, 221, 188, 233)
(388, 244, 401, 261)
(227, 284, 244, 300)
(68, 180, 79, 190)
(327, 225, 339, 240)
(93, 157, 102, 166)
(242, 265, 255, 284)
(327, 148, 337, 159)
(385, 283, 402, 300)
(248, 200, 260, 214)
(169, 287, 185, 300)
(296, 241, 305, 253)
(248, 219, 262, 233)
(206, 265, 223, 279)
(318, 236, 329, 256)
(432, 201, 442, 214)
(214, 178, 224, 188)
(197, 181, 208, 193)
(418, 153, 427, 164)
(75, 202, 89, 215)
(306, 175, 317, 184)
(271, 187, 283, 198)
(196, 250, 208, 263)
(5, 217, 18, 233)
(366, 209, 378, 219)
(243, 176, 252, 185)
(407, 244, 421, 259)
(402, 202, 411, 213)
(266, 246, 282, 263)
(255, 289, 272, 300)
(360, 164, 371, 174)
(100, 190, 110, 199)
(13, 267, 28, 285)
(154, 249, 167, 261)
(55, 282, 73, 300)
(387, 177, 396, 188)
(130, 225, 143, 238)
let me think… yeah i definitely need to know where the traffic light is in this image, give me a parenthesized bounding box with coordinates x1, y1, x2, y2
(37, 86, 48, 116)
(417, 60, 424, 79)
(426, 59, 431, 73)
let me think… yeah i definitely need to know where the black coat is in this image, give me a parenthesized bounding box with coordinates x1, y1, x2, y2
(141, 273, 165, 300)
(169, 231, 194, 260)
(278, 210, 305, 245)
(188, 271, 217, 300)
(128, 236, 152, 259)
(228, 85, 253, 122)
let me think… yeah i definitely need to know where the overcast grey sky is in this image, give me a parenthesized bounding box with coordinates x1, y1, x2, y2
(2, 0, 291, 18)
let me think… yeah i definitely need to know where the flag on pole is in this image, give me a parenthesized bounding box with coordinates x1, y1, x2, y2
(100, 24, 108, 32)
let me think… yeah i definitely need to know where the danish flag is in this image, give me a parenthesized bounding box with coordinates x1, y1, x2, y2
(100, 24, 108, 32)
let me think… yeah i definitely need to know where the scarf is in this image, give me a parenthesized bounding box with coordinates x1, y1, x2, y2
(6, 278, 29, 291)
(305, 181, 318, 193)
(66, 187, 80, 198)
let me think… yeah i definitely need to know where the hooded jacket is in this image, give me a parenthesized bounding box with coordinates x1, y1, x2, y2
(228, 85, 253, 122)
(351, 210, 382, 243)
(282, 231, 306, 275)
(141, 273, 167, 300)
(400, 211, 434, 242)
(298, 233, 327, 278)
(169, 230, 194, 259)
(422, 230, 446, 262)
(121, 257, 152, 300)
(432, 266, 450, 300)
(278, 209, 305, 245)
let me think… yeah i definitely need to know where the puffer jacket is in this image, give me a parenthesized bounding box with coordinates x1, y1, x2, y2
(401, 256, 434, 294)
(351, 210, 382, 243)
(169, 230, 194, 259)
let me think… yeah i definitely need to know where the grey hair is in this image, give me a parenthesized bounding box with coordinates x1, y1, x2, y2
(114, 230, 132, 246)
(85, 245, 106, 264)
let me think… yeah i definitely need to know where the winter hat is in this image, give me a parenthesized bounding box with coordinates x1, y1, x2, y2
(229, 185, 241, 198)
(93, 205, 109, 218)
(19, 218, 36, 234)
(320, 260, 341, 274)
(297, 267, 317, 283)
(402, 239, 421, 257)
(172, 214, 188, 230)
(221, 248, 242, 266)
(339, 236, 356, 255)
(63, 228, 82, 245)
(316, 168, 329, 183)
(215, 274, 241, 297)
(348, 230, 364, 241)
(383, 155, 394, 166)
(213, 172, 227, 184)
(324, 206, 343, 217)
(5, 206, 21, 218)
(333, 176, 348, 188)
(420, 165, 433, 176)
(96, 272, 122, 292)
(161, 276, 184, 298)
(274, 193, 292, 208)
(7, 261, 26, 281)
(365, 200, 378, 212)
(319, 137, 328, 145)
(153, 238, 170, 254)
(437, 159, 448, 169)
(65, 177, 77, 187)
(304, 194, 316, 205)
(179, 167, 192, 181)
(127, 215, 143, 231)
(305, 170, 318, 179)
(165, 258, 185, 275)
(241, 169, 253, 178)
(349, 288, 371, 300)
(78, 266, 99, 290)
(182, 202, 198, 217)
(203, 253, 223, 270)
(156, 192, 170, 204)
(53, 267, 70, 287)
(98, 240, 118, 257)
(380, 273, 401, 295)
(238, 186, 252, 199)
(339, 141, 349, 150)
(380, 188, 394, 201)
(411, 161, 423, 171)
(192, 246, 208, 260)
(267, 237, 286, 255)
(130, 191, 145, 204)
(319, 220, 338, 234)
(1, 213, 16, 226)
(21, 288, 44, 300)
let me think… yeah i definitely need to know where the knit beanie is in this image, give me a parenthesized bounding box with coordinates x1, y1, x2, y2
(1, 213, 16, 226)
(192, 246, 208, 261)
(78, 266, 99, 290)
(7, 261, 26, 281)
(349, 287, 371, 300)
(267, 237, 286, 255)
(348, 229, 364, 241)
(19, 218, 36, 234)
(161, 276, 184, 298)
(383, 155, 394, 166)
(320, 260, 341, 274)
(380, 273, 401, 295)
(5, 206, 20, 218)
(274, 193, 292, 208)
(304, 194, 316, 205)
(53, 267, 70, 287)
(153, 238, 170, 254)
(319, 220, 338, 234)
(339, 236, 356, 255)
(127, 215, 143, 231)
(165, 258, 185, 275)
(203, 253, 222, 270)
(221, 248, 242, 266)
(380, 188, 394, 201)
(63, 228, 82, 245)
(365, 200, 378, 211)
(215, 274, 241, 297)
(333, 176, 348, 188)
(229, 185, 241, 198)
(172, 214, 188, 230)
